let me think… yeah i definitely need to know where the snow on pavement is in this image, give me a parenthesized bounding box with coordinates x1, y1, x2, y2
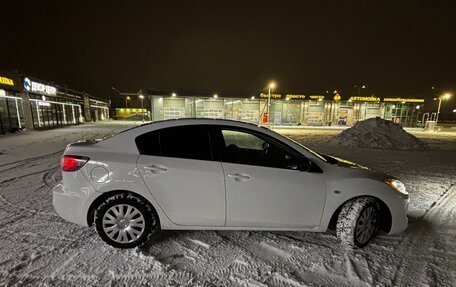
(0, 122, 455, 286)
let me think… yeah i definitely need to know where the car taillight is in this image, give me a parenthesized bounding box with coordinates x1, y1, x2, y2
(60, 155, 90, 172)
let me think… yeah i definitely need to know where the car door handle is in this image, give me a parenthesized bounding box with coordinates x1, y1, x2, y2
(144, 165, 168, 173)
(227, 173, 251, 182)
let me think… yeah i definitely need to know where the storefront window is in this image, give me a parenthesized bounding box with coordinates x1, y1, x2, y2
(0, 92, 23, 133)
(224, 98, 241, 120)
(29, 98, 82, 129)
(307, 101, 325, 126)
(240, 99, 260, 124)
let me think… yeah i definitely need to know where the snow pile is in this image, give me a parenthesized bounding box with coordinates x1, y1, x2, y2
(329, 117, 427, 150)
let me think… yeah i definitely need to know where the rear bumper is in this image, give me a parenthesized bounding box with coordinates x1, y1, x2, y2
(52, 172, 99, 226)
(387, 196, 409, 234)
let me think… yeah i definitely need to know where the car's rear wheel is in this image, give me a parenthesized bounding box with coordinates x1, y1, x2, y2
(336, 197, 379, 248)
(94, 193, 158, 248)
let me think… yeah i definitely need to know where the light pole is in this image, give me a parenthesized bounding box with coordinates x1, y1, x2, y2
(139, 94, 145, 123)
(125, 96, 130, 108)
(434, 93, 452, 124)
(267, 82, 276, 124)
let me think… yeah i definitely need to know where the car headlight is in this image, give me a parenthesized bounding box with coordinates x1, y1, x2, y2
(385, 179, 408, 196)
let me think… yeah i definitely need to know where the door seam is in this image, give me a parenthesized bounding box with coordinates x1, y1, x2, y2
(220, 161, 228, 227)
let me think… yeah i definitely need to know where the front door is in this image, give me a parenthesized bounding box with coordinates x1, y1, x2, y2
(214, 127, 326, 228)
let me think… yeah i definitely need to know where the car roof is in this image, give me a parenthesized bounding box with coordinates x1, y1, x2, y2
(138, 118, 261, 128)
(113, 118, 267, 138)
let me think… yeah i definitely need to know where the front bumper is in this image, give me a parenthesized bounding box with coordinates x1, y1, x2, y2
(387, 196, 409, 234)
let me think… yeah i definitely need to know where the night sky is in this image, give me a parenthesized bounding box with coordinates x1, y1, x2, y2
(1, 1, 455, 110)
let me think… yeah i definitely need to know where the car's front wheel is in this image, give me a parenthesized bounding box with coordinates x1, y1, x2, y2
(336, 197, 379, 248)
(94, 193, 158, 248)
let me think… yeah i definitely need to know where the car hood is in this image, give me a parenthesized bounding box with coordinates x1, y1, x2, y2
(321, 154, 369, 170)
(321, 154, 393, 181)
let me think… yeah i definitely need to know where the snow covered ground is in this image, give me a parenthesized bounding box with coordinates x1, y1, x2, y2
(0, 121, 455, 286)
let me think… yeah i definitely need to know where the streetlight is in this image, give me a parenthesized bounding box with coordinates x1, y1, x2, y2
(354, 84, 367, 95)
(213, 94, 218, 99)
(434, 93, 452, 124)
(125, 96, 130, 108)
(139, 94, 145, 123)
(171, 93, 177, 97)
(267, 81, 276, 124)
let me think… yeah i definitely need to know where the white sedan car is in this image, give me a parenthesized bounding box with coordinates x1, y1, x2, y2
(53, 119, 409, 248)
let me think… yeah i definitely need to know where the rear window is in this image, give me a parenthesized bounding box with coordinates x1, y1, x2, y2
(135, 130, 160, 156)
(135, 125, 213, 161)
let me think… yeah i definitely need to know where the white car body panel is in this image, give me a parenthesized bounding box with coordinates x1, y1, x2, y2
(137, 155, 225, 226)
(222, 162, 326, 228)
(53, 119, 408, 236)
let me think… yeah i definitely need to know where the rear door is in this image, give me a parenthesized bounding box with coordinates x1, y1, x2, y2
(136, 125, 225, 226)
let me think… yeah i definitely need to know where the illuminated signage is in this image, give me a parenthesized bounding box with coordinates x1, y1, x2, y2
(259, 92, 282, 99)
(115, 108, 146, 112)
(349, 96, 380, 102)
(333, 93, 341, 102)
(38, 101, 51, 107)
(383, 98, 425, 103)
(309, 95, 325, 100)
(0, 71, 22, 91)
(285, 94, 306, 100)
(24, 77, 57, 95)
(0, 76, 14, 86)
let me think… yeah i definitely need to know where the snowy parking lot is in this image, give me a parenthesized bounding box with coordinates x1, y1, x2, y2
(0, 121, 455, 286)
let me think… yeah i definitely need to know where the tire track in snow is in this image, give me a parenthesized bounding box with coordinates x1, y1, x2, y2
(0, 194, 58, 219)
(0, 150, 63, 170)
(392, 183, 456, 286)
(0, 168, 57, 185)
(42, 166, 61, 188)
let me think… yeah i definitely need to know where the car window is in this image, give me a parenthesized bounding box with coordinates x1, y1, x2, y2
(160, 125, 212, 161)
(135, 130, 160, 156)
(220, 128, 301, 170)
(222, 130, 264, 150)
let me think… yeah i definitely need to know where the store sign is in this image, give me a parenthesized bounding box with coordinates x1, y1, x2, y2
(0, 71, 22, 91)
(337, 109, 348, 125)
(309, 95, 325, 100)
(383, 98, 424, 103)
(349, 96, 380, 102)
(259, 92, 282, 99)
(285, 94, 306, 100)
(333, 93, 341, 102)
(23, 77, 57, 95)
(0, 76, 14, 87)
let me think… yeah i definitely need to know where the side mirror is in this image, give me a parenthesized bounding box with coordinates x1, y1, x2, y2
(297, 158, 311, 171)
(299, 158, 323, 173)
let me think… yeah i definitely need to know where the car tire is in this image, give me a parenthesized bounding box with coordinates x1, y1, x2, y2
(336, 197, 379, 248)
(94, 193, 158, 249)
